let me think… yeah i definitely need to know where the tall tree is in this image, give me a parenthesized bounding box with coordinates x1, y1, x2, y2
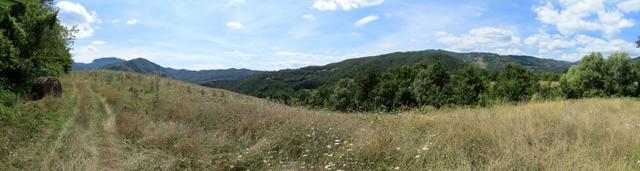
(330, 78, 358, 112)
(494, 64, 538, 102)
(411, 63, 451, 108)
(560, 52, 607, 98)
(451, 66, 488, 106)
(354, 68, 380, 110)
(604, 52, 636, 96)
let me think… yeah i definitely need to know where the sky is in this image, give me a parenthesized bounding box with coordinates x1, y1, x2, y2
(57, 0, 640, 71)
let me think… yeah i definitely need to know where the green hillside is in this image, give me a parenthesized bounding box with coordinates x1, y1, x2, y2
(92, 58, 263, 84)
(2, 71, 640, 170)
(205, 50, 572, 97)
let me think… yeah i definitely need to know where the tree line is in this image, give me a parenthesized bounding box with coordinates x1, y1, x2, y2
(275, 52, 640, 112)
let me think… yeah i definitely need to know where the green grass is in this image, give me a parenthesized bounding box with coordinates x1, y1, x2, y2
(2, 70, 640, 170)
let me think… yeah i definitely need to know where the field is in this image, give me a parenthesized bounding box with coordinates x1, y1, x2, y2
(2, 71, 640, 170)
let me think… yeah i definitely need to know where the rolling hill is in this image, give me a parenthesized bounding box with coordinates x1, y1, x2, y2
(73, 57, 263, 84)
(72, 57, 126, 71)
(3, 71, 639, 170)
(205, 50, 574, 96)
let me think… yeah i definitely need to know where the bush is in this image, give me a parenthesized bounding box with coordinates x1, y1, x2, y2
(330, 78, 358, 112)
(493, 64, 538, 102)
(412, 63, 452, 108)
(451, 66, 489, 106)
(0, 1, 73, 91)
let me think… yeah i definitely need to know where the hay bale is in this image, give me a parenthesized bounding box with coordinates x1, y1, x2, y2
(32, 76, 62, 99)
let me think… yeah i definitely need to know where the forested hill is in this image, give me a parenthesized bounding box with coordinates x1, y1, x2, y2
(73, 57, 263, 84)
(204, 50, 573, 96)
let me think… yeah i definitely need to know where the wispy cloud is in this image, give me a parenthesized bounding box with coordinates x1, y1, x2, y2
(312, 0, 384, 11)
(126, 18, 138, 25)
(56, 1, 100, 38)
(226, 22, 244, 29)
(354, 15, 379, 27)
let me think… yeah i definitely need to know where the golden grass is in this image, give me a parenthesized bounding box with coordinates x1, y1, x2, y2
(4, 70, 640, 170)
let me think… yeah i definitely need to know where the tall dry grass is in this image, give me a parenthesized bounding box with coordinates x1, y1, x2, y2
(14, 70, 640, 170)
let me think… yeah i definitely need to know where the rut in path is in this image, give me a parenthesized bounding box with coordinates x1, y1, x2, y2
(9, 80, 127, 170)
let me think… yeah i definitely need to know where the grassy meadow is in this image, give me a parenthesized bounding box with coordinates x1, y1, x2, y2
(2, 71, 640, 170)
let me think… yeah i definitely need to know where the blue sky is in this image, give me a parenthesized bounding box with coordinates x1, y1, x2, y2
(56, 0, 640, 71)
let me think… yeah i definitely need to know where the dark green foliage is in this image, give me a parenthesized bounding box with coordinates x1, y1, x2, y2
(0, 1, 72, 91)
(330, 78, 358, 112)
(308, 84, 332, 109)
(206, 50, 571, 102)
(494, 64, 538, 102)
(412, 63, 452, 108)
(561, 53, 606, 98)
(562, 52, 639, 98)
(354, 68, 380, 110)
(451, 66, 489, 106)
(372, 66, 418, 111)
(604, 52, 636, 96)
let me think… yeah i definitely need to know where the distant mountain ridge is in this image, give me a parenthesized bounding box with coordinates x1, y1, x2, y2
(72, 57, 126, 71)
(72, 57, 263, 84)
(205, 49, 575, 96)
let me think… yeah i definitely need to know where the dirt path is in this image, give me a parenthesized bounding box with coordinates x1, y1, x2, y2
(9, 79, 126, 170)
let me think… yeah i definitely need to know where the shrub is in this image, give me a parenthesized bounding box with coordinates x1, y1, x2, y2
(412, 63, 452, 108)
(493, 64, 538, 102)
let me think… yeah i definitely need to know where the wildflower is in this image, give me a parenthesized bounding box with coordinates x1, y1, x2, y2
(415, 155, 420, 158)
(302, 154, 308, 157)
(396, 147, 401, 150)
(325, 162, 335, 169)
(327, 145, 332, 149)
(394, 166, 400, 170)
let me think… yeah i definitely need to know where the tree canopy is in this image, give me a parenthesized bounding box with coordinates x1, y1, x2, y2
(0, 0, 73, 92)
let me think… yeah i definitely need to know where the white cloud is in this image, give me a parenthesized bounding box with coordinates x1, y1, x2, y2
(524, 32, 576, 55)
(354, 15, 379, 27)
(91, 40, 107, 45)
(617, 0, 640, 12)
(436, 27, 523, 55)
(111, 19, 120, 24)
(597, 10, 634, 36)
(126, 18, 138, 25)
(533, 0, 634, 37)
(56, 1, 99, 38)
(574, 35, 640, 56)
(312, 0, 384, 11)
(226, 22, 244, 29)
(302, 14, 316, 21)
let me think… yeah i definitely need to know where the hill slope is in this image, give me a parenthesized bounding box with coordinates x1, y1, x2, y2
(2, 71, 639, 170)
(75, 57, 263, 84)
(206, 50, 573, 96)
(72, 57, 126, 71)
